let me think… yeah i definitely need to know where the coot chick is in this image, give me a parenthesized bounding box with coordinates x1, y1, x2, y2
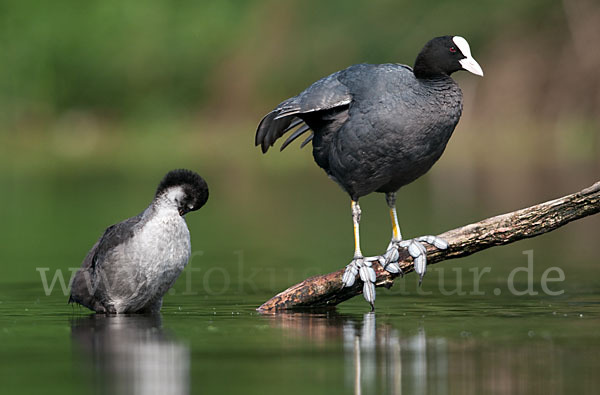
(255, 36, 483, 308)
(69, 169, 209, 313)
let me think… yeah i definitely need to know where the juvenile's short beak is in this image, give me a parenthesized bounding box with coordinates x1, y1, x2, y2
(178, 208, 185, 216)
(459, 56, 484, 76)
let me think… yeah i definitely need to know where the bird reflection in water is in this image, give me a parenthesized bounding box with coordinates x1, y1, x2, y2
(70, 314, 190, 395)
(265, 311, 585, 395)
(265, 311, 444, 395)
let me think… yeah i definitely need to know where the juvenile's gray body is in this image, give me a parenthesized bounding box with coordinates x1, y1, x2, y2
(70, 190, 192, 314)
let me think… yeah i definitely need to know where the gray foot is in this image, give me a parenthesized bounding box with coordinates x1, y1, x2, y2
(383, 235, 448, 283)
(342, 256, 377, 308)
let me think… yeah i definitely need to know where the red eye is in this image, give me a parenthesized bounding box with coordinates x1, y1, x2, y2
(450, 46, 457, 53)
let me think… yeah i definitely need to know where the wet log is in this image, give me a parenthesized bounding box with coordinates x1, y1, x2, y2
(258, 181, 600, 312)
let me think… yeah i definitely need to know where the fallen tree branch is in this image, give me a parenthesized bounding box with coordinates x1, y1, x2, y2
(258, 181, 600, 312)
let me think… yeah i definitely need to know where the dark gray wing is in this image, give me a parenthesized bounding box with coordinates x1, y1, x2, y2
(89, 215, 142, 271)
(68, 238, 100, 307)
(68, 214, 143, 308)
(255, 70, 352, 153)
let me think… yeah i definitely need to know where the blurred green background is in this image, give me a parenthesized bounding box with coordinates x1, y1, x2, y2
(1, 2, 599, 395)
(0, 0, 598, 290)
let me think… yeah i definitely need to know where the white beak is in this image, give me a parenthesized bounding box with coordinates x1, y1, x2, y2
(459, 56, 484, 76)
(453, 36, 484, 77)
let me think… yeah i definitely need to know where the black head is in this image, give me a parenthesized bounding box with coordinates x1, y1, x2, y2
(413, 35, 483, 80)
(156, 169, 209, 216)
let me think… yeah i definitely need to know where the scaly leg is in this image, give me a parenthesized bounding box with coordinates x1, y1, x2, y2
(382, 192, 449, 284)
(382, 192, 404, 275)
(342, 200, 377, 309)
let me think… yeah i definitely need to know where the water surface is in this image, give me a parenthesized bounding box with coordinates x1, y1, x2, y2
(1, 279, 598, 395)
(1, 166, 598, 395)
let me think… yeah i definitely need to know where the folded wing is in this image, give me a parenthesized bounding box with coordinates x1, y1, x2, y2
(255, 71, 352, 153)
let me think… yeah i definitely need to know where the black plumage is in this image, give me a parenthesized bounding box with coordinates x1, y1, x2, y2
(255, 35, 483, 307)
(256, 36, 481, 200)
(156, 168, 209, 215)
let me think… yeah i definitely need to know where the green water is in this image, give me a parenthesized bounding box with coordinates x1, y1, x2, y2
(1, 283, 599, 395)
(1, 156, 599, 395)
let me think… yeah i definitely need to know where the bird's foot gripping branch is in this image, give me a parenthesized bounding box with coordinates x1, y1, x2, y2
(257, 181, 600, 312)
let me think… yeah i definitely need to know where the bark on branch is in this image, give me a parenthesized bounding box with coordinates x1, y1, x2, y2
(258, 181, 600, 312)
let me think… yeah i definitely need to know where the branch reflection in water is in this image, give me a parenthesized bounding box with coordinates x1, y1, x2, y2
(70, 314, 190, 395)
(263, 311, 575, 395)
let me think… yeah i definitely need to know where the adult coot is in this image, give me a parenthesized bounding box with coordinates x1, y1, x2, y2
(69, 169, 209, 313)
(256, 36, 483, 308)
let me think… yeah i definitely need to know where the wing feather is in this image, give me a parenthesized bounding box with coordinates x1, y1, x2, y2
(280, 124, 311, 151)
(299, 133, 314, 148)
(255, 70, 351, 153)
(69, 214, 143, 307)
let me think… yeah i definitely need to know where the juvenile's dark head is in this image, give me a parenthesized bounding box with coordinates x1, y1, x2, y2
(413, 35, 483, 79)
(156, 169, 209, 216)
